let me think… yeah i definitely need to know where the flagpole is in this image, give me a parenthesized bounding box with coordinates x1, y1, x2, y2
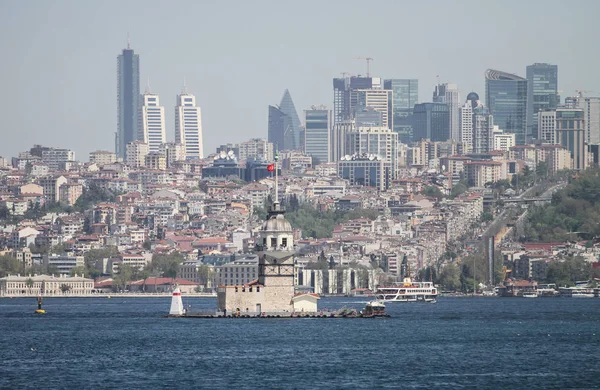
(274, 152, 279, 206)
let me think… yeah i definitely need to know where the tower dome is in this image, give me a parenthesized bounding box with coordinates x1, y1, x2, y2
(466, 92, 479, 102)
(259, 202, 294, 250)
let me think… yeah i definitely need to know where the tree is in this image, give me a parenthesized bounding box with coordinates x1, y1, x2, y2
(69, 266, 87, 277)
(113, 264, 134, 292)
(0, 255, 22, 278)
(149, 252, 185, 279)
(26, 278, 34, 295)
(439, 263, 461, 291)
(450, 183, 468, 199)
(423, 186, 444, 201)
(142, 240, 152, 250)
(60, 283, 71, 294)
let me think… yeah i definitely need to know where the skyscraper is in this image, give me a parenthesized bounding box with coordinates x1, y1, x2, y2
(352, 89, 392, 130)
(175, 85, 203, 159)
(304, 106, 331, 165)
(412, 103, 450, 142)
(384, 79, 418, 144)
(333, 76, 381, 125)
(268, 90, 302, 151)
(555, 108, 586, 170)
(526, 63, 558, 140)
(345, 125, 398, 178)
(472, 106, 494, 154)
(116, 43, 140, 159)
(433, 83, 460, 142)
(485, 69, 528, 145)
(459, 93, 478, 153)
(139, 90, 166, 153)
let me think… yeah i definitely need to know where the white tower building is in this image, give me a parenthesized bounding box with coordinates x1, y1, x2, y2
(175, 85, 203, 159)
(139, 90, 166, 153)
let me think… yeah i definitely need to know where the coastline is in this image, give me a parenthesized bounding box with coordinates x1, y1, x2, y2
(0, 293, 217, 299)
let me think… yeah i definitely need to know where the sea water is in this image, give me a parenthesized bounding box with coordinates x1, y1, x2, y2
(1, 297, 599, 389)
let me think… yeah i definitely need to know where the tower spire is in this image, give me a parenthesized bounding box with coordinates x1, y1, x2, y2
(127, 32, 131, 50)
(182, 77, 188, 94)
(145, 77, 151, 94)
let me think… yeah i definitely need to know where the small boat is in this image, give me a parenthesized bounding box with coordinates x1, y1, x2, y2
(34, 296, 46, 314)
(522, 292, 538, 298)
(360, 300, 390, 318)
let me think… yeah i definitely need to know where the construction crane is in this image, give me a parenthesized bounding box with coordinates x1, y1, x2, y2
(355, 56, 374, 77)
(576, 90, 593, 98)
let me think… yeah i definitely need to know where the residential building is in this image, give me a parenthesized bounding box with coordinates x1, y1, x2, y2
(38, 175, 68, 202)
(44, 254, 85, 276)
(526, 63, 558, 140)
(126, 141, 149, 168)
(139, 91, 166, 153)
(174, 87, 203, 159)
(89, 150, 117, 166)
(433, 83, 460, 141)
(304, 106, 331, 165)
(238, 139, 274, 162)
(472, 106, 494, 154)
(145, 152, 167, 170)
(485, 69, 528, 145)
(216, 255, 259, 286)
(464, 161, 502, 187)
(268, 90, 302, 151)
(58, 183, 83, 206)
(116, 43, 140, 159)
(568, 96, 600, 145)
(159, 142, 185, 168)
(538, 109, 557, 144)
(413, 103, 450, 142)
(384, 79, 418, 144)
(41, 148, 75, 171)
(493, 126, 516, 151)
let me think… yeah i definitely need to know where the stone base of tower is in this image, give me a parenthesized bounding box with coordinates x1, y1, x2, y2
(217, 282, 294, 315)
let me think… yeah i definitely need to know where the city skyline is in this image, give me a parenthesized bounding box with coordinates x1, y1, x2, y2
(1, 0, 600, 159)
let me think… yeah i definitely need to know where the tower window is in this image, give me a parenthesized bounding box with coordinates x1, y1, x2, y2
(271, 238, 277, 247)
(282, 238, 287, 247)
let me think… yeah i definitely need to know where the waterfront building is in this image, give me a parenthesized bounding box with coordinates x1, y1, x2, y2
(384, 79, 418, 144)
(526, 63, 558, 140)
(433, 83, 460, 142)
(304, 106, 331, 165)
(268, 90, 302, 151)
(338, 155, 391, 190)
(139, 91, 166, 153)
(116, 43, 140, 159)
(217, 195, 298, 314)
(555, 108, 587, 171)
(126, 140, 149, 168)
(215, 255, 258, 286)
(175, 87, 203, 159)
(89, 150, 117, 166)
(0, 274, 94, 296)
(412, 103, 450, 142)
(485, 69, 528, 145)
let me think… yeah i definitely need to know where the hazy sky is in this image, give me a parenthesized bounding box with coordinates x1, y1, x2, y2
(1, 0, 599, 160)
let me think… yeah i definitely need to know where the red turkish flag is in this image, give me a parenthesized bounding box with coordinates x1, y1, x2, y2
(267, 164, 275, 172)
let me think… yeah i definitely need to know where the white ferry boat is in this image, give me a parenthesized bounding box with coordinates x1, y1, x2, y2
(375, 277, 438, 303)
(559, 287, 595, 298)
